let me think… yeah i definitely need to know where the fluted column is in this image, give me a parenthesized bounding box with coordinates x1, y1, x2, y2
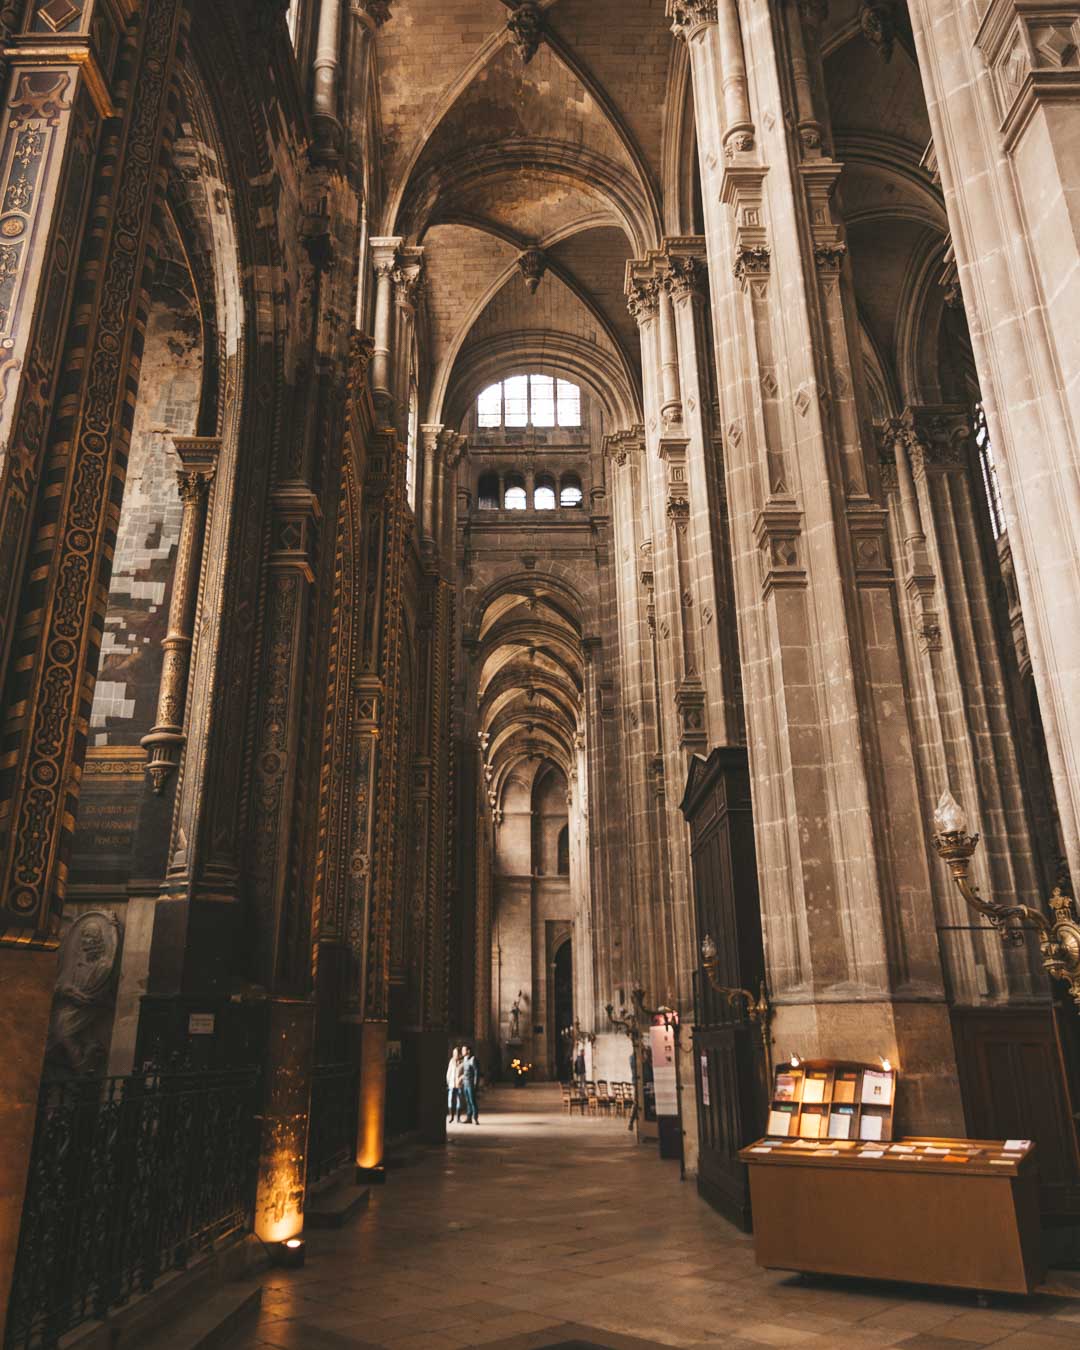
(880, 408, 1047, 1006)
(142, 439, 219, 793)
(672, 0, 964, 1131)
(906, 0, 1080, 888)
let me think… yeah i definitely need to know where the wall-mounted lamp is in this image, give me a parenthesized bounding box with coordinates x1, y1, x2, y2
(931, 789, 1080, 1010)
(700, 934, 773, 1076)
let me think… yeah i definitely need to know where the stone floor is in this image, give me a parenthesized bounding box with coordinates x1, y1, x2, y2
(229, 1086, 1080, 1350)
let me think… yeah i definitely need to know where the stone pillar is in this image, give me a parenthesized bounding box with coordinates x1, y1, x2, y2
(311, 0, 344, 154)
(369, 236, 400, 403)
(880, 407, 1046, 1004)
(419, 423, 441, 549)
(906, 0, 1080, 887)
(141, 439, 219, 794)
(670, 0, 964, 1131)
(604, 430, 673, 1008)
(0, 1, 184, 1334)
(348, 409, 409, 1175)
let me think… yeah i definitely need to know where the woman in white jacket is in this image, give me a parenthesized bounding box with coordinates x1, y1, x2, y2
(446, 1045, 464, 1123)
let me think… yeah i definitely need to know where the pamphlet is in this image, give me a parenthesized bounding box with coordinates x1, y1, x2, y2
(828, 1109, 853, 1140)
(832, 1074, 857, 1104)
(860, 1070, 893, 1106)
(859, 1113, 884, 1141)
(767, 1104, 795, 1136)
(774, 1073, 797, 1102)
(801, 1074, 827, 1104)
(799, 1111, 823, 1139)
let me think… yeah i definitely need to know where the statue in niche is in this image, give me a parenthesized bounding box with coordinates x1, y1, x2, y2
(46, 911, 122, 1078)
(509, 990, 524, 1041)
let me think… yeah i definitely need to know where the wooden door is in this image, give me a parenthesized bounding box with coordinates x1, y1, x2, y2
(951, 1004, 1080, 1217)
(681, 747, 766, 1231)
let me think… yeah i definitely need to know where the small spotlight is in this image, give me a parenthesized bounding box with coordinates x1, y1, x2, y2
(276, 1237, 306, 1268)
(880, 1057, 893, 1073)
(790, 1053, 801, 1068)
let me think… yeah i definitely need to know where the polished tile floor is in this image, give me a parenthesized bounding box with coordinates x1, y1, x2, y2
(230, 1086, 1080, 1350)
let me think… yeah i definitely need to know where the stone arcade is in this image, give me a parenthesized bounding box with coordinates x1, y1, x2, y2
(1, 0, 1080, 1344)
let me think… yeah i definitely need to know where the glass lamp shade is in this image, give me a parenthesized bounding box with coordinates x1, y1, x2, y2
(934, 789, 968, 836)
(701, 933, 718, 963)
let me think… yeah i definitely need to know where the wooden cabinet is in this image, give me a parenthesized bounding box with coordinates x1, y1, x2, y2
(740, 1137, 1045, 1295)
(681, 748, 765, 1231)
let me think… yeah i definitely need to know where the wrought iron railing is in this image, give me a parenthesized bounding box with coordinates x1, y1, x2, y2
(307, 1062, 358, 1185)
(5, 1067, 260, 1350)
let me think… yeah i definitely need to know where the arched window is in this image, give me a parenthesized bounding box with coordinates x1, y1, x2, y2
(534, 474, 556, 510)
(557, 825, 569, 875)
(478, 472, 500, 510)
(504, 472, 527, 510)
(475, 375, 582, 429)
(560, 472, 583, 508)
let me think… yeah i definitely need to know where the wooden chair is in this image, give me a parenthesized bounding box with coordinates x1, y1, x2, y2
(567, 1080, 587, 1115)
(612, 1081, 627, 1116)
(585, 1080, 599, 1115)
(596, 1080, 613, 1115)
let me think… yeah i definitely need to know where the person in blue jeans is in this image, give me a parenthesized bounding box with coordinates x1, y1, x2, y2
(461, 1046, 480, 1124)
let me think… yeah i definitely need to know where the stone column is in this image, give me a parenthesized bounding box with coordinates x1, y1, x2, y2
(604, 430, 672, 1009)
(880, 407, 1046, 1004)
(670, 0, 964, 1131)
(906, 0, 1080, 887)
(311, 0, 344, 154)
(419, 423, 441, 549)
(0, 1, 184, 1333)
(141, 439, 219, 794)
(348, 414, 409, 1179)
(369, 236, 400, 404)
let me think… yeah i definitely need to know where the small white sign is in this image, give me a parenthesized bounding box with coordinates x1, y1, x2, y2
(700, 1053, 710, 1107)
(649, 1023, 678, 1117)
(188, 1013, 215, 1036)
(1003, 1139, 1031, 1152)
(860, 1150, 885, 1158)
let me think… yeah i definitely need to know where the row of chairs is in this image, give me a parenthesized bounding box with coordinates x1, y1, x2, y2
(561, 1079, 634, 1117)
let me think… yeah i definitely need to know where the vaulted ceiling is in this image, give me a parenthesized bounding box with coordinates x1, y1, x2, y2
(372, 0, 958, 439)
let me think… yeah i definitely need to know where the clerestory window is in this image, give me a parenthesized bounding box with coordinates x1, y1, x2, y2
(476, 375, 582, 429)
(974, 402, 1005, 540)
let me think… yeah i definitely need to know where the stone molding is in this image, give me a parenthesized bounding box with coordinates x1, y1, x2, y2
(976, 1, 1080, 150)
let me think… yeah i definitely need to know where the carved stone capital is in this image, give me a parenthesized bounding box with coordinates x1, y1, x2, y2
(734, 245, 770, 280)
(625, 277, 660, 324)
(666, 0, 717, 41)
(664, 251, 708, 300)
(393, 246, 424, 308)
(814, 242, 847, 272)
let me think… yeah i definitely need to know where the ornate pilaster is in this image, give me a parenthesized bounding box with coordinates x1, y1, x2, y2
(141, 438, 219, 794)
(0, 0, 184, 944)
(0, 1, 183, 1328)
(250, 483, 322, 990)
